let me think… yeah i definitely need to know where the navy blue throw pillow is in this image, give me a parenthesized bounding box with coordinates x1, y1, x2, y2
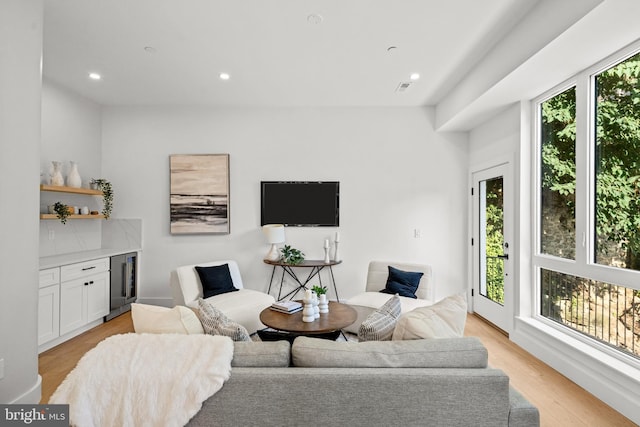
(195, 264, 239, 298)
(380, 265, 423, 299)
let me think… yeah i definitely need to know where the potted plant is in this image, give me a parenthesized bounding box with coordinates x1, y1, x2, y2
(312, 285, 329, 313)
(279, 245, 305, 265)
(311, 285, 327, 296)
(53, 201, 71, 224)
(90, 178, 113, 219)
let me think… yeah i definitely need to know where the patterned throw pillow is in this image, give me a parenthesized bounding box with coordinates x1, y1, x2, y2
(196, 298, 251, 341)
(358, 294, 401, 341)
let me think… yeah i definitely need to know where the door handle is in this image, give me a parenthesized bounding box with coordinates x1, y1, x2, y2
(497, 254, 509, 260)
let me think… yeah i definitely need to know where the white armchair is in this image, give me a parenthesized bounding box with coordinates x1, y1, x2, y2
(344, 260, 435, 334)
(170, 260, 275, 335)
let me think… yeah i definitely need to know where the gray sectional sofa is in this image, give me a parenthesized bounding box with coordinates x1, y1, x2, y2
(188, 337, 539, 427)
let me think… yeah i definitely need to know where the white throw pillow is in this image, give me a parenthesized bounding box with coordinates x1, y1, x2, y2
(131, 303, 204, 334)
(392, 293, 467, 340)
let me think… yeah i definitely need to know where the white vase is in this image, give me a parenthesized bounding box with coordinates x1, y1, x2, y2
(67, 161, 82, 188)
(319, 294, 329, 314)
(302, 297, 315, 322)
(50, 161, 64, 186)
(313, 293, 320, 319)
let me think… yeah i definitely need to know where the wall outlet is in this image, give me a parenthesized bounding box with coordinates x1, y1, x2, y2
(0, 358, 4, 380)
(413, 228, 422, 238)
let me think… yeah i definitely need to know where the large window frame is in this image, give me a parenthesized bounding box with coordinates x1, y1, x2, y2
(533, 41, 640, 365)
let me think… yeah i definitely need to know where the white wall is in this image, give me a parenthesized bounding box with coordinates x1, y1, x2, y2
(101, 106, 469, 305)
(0, 0, 43, 404)
(39, 80, 104, 257)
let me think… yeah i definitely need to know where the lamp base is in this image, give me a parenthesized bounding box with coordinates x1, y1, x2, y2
(264, 244, 280, 261)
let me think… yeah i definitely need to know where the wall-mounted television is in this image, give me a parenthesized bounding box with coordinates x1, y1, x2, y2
(261, 181, 339, 227)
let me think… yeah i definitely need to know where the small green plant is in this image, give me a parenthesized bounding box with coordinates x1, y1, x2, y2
(53, 201, 70, 224)
(91, 178, 113, 219)
(280, 245, 305, 265)
(312, 285, 327, 295)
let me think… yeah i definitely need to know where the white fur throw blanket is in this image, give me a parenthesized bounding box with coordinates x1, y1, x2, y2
(49, 333, 234, 427)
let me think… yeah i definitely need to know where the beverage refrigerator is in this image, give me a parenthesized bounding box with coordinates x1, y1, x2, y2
(106, 252, 138, 321)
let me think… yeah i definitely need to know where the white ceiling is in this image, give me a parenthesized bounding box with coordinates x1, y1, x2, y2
(42, 0, 535, 107)
(42, 0, 640, 130)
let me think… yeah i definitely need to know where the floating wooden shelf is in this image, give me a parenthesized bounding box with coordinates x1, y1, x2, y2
(40, 184, 103, 196)
(40, 214, 106, 220)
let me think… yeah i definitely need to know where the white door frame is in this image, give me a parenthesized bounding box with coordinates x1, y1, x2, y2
(468, 157, 514, 334)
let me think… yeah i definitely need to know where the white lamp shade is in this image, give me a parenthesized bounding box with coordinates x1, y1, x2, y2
(262, 224, 285, 244)
(262, 224, 285, 261)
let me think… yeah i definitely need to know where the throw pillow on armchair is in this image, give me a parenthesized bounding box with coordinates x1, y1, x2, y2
(392, 293, 467, 340)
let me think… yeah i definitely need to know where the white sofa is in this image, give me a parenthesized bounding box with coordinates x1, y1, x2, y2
(170, 260, 275, 334)
(344, 260, 435, 333)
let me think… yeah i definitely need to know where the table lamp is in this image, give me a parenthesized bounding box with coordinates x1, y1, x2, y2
(262, 224, 285, 261)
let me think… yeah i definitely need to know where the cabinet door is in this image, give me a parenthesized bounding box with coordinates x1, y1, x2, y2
(60, 279, 87, 335)
(38, 285, 60, 345)
(86, 271, 110, 323)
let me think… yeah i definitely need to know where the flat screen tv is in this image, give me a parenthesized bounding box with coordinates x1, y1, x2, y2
(261, 181, 339, 227)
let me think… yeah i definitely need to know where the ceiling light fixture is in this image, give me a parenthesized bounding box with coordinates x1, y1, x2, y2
(307, 13, 323, 24)
(219, 73, 230, 80)
(410, 73, 420, 80)
(88, 72, 102, 80)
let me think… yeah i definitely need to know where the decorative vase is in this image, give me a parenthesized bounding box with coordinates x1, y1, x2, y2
(323, 247, 330, 263)
(319, 294, 329, 314)
(67, 161, 82, 188)
(50, 161, 64, 186)
(302, 296, 315, 323)
(313, 293, 320, 319)
(333, 241, 340, 262)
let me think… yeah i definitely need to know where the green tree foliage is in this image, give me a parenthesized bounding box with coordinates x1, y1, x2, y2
(541, 52, 640, 271)
(484, 179, 504, 304)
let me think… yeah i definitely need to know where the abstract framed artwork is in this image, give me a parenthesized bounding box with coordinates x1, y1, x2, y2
(169, 154, 230, 234)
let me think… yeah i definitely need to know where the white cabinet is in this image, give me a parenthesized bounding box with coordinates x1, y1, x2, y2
(39, 257, 110, 351)
(59, 259, 110, 336)
(38, 268, 60, 346)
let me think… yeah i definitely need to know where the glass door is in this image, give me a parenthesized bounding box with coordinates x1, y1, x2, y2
(472, 163, 512, 333)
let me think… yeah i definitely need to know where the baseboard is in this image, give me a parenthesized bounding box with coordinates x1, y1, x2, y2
(10, 375, 42, 404)
(511, 317, 640, 425)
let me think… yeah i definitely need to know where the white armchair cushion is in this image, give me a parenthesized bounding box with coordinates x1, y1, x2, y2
(170, 260, 275, 335)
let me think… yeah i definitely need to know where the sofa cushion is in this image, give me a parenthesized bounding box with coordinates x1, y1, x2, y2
(196, 298, 251, 341)
(291, 336, 487, 368)
(131, 303, 204, 334)
(380, 265, 423, 298)
(343, 293, 433, 334)
(195, 263, 239, 298)
(232, 341, 290, 367)
(392, 293, 467, 340)
(358, 294, 401, 341)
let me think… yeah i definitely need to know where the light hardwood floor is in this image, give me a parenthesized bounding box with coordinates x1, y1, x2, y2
(39, 312, 636, 426)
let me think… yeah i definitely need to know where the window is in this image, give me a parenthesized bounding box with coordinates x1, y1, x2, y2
(594, 52, 640, 271)
(540, 87, 576, 260)
(536, 47, 640, 360)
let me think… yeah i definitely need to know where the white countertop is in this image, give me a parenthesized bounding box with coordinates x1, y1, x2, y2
(40, 247, 142, 270)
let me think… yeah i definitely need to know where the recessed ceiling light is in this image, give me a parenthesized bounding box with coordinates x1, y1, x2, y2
(219, 73, 230, 80)
(307, 13, 323, 24)
(410, 73, 420, 81)
(88, 72, 101, 80)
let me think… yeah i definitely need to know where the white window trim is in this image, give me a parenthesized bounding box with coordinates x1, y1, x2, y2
(529, 39, 640, 368)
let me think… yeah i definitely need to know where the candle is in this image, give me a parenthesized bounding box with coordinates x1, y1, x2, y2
(324, 239, 329, 248)
(335, 231, 340, 242)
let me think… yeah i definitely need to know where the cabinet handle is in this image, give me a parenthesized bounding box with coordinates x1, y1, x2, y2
(89, 281, 94, 285)
(82, 266, 96, 271)
(84, 282, 89, 286)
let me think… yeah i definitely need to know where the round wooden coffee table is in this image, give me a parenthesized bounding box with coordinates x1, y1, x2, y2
(259, 301, 357, 341)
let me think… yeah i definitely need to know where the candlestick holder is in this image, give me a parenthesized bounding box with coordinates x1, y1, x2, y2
(333, 241, 340, 262)
(323, 247, 330, 263)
